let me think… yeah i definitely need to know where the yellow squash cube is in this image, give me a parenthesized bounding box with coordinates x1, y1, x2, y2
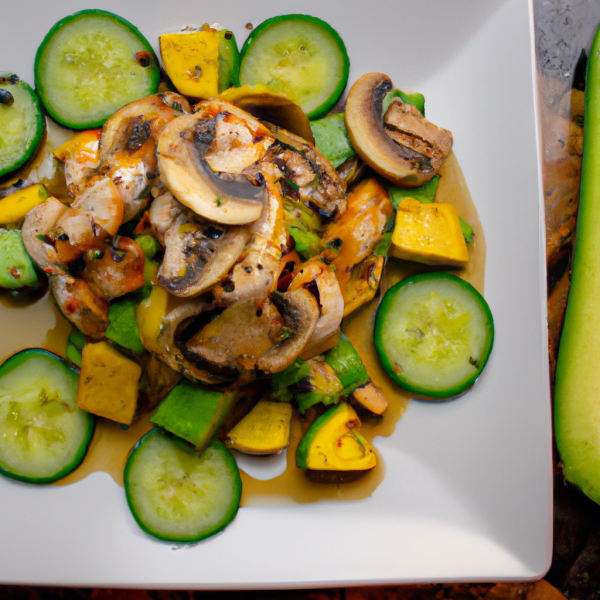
(390, 198, 469, 267)
(159, 31, 220, 98)
(226, 400, 293, 455)
(78, 341, 142, 425)
(0, 184, 47, 225)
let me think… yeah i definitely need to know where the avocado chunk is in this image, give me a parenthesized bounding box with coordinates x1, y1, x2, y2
(271, 358, 311, 402)
(105, 296, 145, 355)
(65, 328, 85, 367)
(226, 400, 292, 455)
(296, 401, 376, 472)
(323, 332, 369, 395)
(295, 357, 343, 414)
(150, 379, 238, 451)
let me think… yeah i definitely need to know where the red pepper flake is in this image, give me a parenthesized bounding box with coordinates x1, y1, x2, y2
(8, 267, 20, 279)
(44, 267, 52, 273)
(337, 438, 342, 448)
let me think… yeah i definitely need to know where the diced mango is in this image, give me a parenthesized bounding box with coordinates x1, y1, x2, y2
(226, 400, 293, 455)
(53, 129, 101, 163)
(159, 31, 220, 98)
(77, 341, 141, 425)
(390, 198, 469, 267)
(0, 184, 47, 225)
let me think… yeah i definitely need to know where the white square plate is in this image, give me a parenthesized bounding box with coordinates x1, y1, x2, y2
(0, 0, 552, 588)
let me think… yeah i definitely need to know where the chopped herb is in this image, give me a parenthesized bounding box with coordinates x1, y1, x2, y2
(214, 198, 222, 207)
(459, 216, 474, 244)
(277, 328, 293, 342)
(223, 284, 233, 293)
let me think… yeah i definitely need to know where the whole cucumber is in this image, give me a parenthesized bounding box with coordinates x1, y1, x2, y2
(555, 23, 600, 504)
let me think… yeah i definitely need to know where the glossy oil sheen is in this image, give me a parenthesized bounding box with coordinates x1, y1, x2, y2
(0, 0, 550, 588)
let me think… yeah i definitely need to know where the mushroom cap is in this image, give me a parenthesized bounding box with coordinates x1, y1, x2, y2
(157, 100, 274, 225)
(346, 72, 447, 188)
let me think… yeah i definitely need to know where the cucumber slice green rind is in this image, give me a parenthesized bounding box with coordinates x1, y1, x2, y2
(124, 428, 241, 543)
(0, 348, 94, 484)
(374, 272, 494, 399)
(555, 22, 600, 505)
(34, 9, 160, 129)
(239, 14, 349, 120)
(0, 76, 45, 178)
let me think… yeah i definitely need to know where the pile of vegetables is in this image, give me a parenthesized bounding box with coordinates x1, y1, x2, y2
(0, 9, 494, 543)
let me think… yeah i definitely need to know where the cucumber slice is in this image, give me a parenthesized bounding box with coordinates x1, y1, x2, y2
(374, 272, 494, 399)
(0, 349, 94, 483)
(124, 428, 241, 543)
(0, 74, 45, 178)
(34, 10, 160, 129)
(239, 14, 349, 119)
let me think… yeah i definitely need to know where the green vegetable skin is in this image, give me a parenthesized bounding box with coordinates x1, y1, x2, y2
(34, 10, 160, 129)
(272, 358, 311, 401)
(239, 14, 349, 119)
(125, 428, 241, 543)
(0, 74, 45, 178)
(0, 229, 38, 289)
(0, 349, 94, 483)
(310, 113, 356, 168)
(150, 379, 237, 451)
(217, 29, 241, 92)
(105, 297, 145, 355)
(375, 272, 494, 399)
(65, 328, 85, 367)
(555, 22, 600, 505)
(382, 89, 425, 116)
(324, 332, 369, 394)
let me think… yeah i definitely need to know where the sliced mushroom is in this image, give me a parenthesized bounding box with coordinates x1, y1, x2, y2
(383, 99, 452, 173)
(336, 154, 367, 189)
(158, 211, 250, 297)
(49, 274, 108, 339)
(212, 162, 287, 306)
(97, 93, 191, 222)
(21, 197, 68, 275)
(219, 85, 315, 143)
(148, 191, 182, 245)
(156, 302, 233, 385)
(157, 100, 274, 225)
(263, 123, 347, 220)
(257, 288, 320, 374)
(345, 72, 452, 187)
(183, 298, 283, 378)
(287, 260, 344, 359)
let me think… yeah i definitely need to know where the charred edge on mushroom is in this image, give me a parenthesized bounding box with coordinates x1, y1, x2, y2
(126, 117, 152, 152)
(174, 309, 240, 380)
(190, 113, 266, 202)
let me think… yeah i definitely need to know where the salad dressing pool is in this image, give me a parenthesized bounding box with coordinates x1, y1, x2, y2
(0, 152, 485, 506)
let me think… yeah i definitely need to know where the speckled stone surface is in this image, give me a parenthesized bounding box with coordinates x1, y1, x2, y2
(534, 0, 600, 83)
